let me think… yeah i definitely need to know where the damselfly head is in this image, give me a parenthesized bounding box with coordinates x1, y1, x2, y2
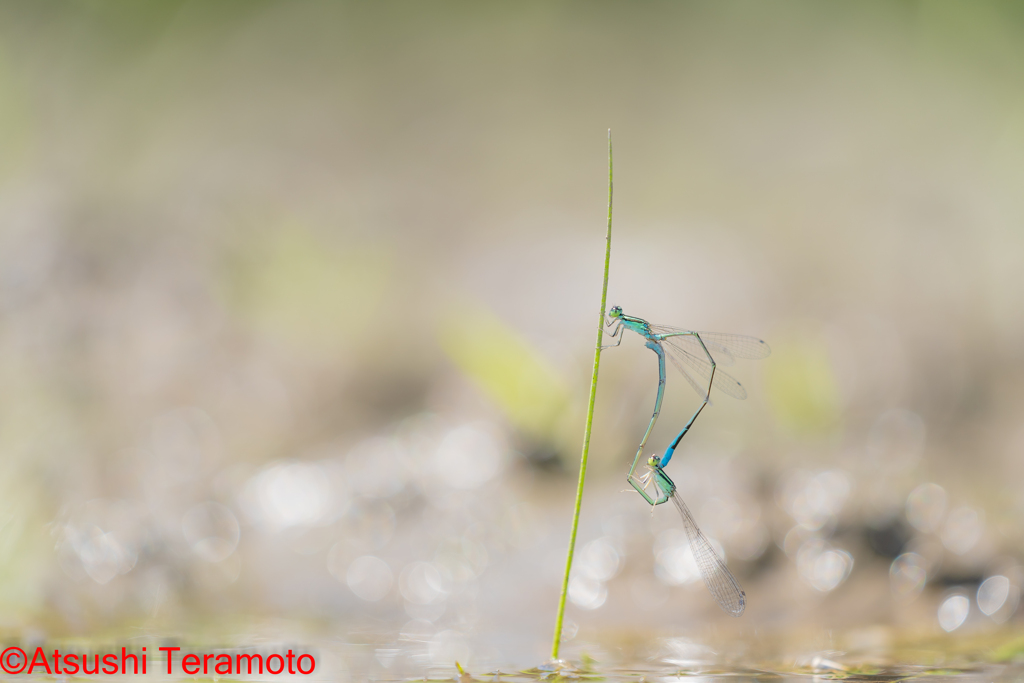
(608, 305, 623, 318)
(647, 454, 661, 468)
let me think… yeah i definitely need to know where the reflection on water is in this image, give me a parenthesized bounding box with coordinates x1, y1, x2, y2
(939, 593, 971, 633)
(181, 501, 240, 562)
(906, 484, 947, 535)
(890, 553, 928, 601)
(40, 409, 1024, 668)
(260, 627, 1024, 681)
(343, 555, 393, 602)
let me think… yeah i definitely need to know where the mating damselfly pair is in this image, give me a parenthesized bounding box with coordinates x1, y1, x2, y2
(603, 306, 770, 616)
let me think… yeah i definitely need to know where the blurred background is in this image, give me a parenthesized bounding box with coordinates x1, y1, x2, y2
(2, 0, 1024, 677)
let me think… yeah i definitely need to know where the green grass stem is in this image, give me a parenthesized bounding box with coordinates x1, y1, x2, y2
(550, 130, 613, 661)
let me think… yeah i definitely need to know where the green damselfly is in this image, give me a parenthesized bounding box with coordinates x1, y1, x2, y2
(602, 305, 769, 615)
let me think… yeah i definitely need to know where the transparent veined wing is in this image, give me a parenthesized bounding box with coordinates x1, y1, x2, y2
(666, 352, 714, 403)
(696, 331, 771, 360)
(670, 490, 746, 616)
(652, 326, 732, 366)
(662, 336, 749, 400)
(650, 325, 771, 363)
(650, 326, 769, 400)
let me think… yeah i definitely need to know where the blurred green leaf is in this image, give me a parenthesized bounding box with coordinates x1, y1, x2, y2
(438, 304, 568, 441)
(764, 331, 841, 436)
(0, 43, 32, 182)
